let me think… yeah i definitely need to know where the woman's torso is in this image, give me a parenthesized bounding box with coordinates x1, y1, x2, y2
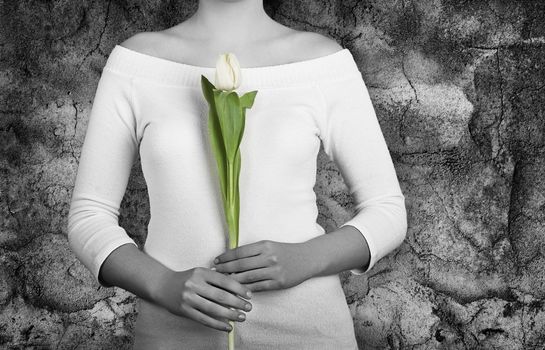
(120, 27, 359, 350)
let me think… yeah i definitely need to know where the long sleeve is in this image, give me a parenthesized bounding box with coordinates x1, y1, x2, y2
(315, 74, 408, 275)
(67, 67, 139, 287)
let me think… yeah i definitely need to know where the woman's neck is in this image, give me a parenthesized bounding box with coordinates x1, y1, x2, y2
(188, 0, 276, 47)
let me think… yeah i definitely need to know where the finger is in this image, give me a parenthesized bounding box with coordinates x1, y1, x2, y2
(245, 279, 277, 292)
(194, 280, 252, 312)
(206, 269, 253, 300)
(215, 254, 268, 273)
(234, 266, 276, 284)
(180, 303, 233, 332)
(214, 241, 266, 263)
(214, 298, 252, 314)
(191, 293, 247, 323)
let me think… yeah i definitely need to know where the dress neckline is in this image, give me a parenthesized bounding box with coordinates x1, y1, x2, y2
(104, 44, 361, 89)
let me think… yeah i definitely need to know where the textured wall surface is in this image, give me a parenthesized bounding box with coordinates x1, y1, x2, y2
(1, 0, 544, 349)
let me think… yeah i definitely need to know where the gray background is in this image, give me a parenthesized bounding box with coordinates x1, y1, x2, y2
(1, 0, 544, 349)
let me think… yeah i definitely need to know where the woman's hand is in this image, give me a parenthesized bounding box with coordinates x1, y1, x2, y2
(212, 240, 315, 292)
(151, 267, 253, 332)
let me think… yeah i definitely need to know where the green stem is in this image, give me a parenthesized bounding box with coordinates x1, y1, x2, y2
(228, 321, 235, 350)
(226, 160, 238, 350)
(227, 160, 238, 250)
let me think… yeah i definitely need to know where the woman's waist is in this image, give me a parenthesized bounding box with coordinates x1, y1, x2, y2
(144, 219, 327, 271)
(148, 192, 320, 233)
(136, 273, 351, 329)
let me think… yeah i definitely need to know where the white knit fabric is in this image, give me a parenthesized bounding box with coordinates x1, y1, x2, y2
(67, 45, 407, 349)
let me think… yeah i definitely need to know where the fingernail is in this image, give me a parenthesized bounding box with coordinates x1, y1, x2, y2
(211, 267, 216, 271)
(214, 258, 219, 264)
(246, 291, 252, 298)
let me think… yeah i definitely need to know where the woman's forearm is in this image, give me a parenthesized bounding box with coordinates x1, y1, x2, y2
(99, 226, 369, 300)
(99, 243, 172, 303)
(302, 225, 370, 277)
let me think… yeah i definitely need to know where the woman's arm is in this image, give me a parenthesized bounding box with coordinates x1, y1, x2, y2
(98, 243, 172, 303)
(299, 225, 370, 278)
(66, 65, 165, 299)
(214, 72, 407, 286)
(312, 72, 408, 276)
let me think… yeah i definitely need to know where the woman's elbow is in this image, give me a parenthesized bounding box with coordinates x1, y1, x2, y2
(377, 192, 408, 247)
(66, 207, 82, 252)
(66, 200, 93, 254)
(397, 194, 408, 244)
(354, 192, 408, 246)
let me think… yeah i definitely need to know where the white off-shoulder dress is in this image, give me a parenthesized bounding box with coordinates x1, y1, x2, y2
(67, 44, 407, 349)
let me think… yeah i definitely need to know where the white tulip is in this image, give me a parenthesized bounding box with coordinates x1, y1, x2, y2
(215, 53, 241, 91)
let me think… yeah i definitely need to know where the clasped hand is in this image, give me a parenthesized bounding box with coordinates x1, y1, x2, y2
(212, 240, 315, 292)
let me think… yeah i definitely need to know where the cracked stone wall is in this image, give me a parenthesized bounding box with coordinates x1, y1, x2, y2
(1, 0, 544, 349)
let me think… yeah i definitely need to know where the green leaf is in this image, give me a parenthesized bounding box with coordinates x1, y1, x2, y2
(240, 90, 258, 110)
(235, 91, 257, 149)
(227, 92, 244, 160)
(202, 77, 256, 255)
(201, 75, 216, 105)
(214, 90, 243, 162)
(208, 111, 228, 206)
(202, 75, 228, 206)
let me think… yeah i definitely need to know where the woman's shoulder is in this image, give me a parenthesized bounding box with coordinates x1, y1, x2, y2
(293, 31, 345, 57)
(119, 31, 166, 57)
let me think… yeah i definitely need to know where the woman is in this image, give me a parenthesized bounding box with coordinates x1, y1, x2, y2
(67, 0, 408, 348)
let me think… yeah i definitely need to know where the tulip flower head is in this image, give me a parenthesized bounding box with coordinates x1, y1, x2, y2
(215, 53, 242, 91)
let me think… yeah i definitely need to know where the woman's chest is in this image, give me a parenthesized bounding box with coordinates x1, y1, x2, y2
(134, 82, 323, 167)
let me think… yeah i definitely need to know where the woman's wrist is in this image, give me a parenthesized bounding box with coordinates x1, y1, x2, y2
(146, 263, 176, 305)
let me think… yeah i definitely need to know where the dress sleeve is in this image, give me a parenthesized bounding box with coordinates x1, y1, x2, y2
(315, 74, 408, 275)
(67, 67, 139, 287)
